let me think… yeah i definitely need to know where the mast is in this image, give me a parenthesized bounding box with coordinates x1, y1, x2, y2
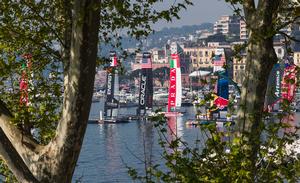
(104, 51, 119, 118)
(137, 52, 153, 116)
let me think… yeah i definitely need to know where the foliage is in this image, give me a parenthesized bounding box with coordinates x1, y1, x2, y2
(0, 0, 193, 182)
(127, 99, 300, 183)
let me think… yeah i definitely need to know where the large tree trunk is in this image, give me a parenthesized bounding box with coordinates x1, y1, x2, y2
(0, 0, 100, 182)
(238, 33, 277, 131)
(237, 0, 282, 180)
(237, 30, 277, 179)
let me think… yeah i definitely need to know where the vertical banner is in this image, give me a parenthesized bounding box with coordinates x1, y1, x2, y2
(139, 70, 147, 109)
(20, 54, 32, 106)
(264, 63, 284, 111)
(281, 64, 297, 102)
(104, 51, 119, 117)
(168, 68, 177, 112)
(167, 53, 182, 112)
(138, 52, 153, 112)
(211, 71, 229, 111)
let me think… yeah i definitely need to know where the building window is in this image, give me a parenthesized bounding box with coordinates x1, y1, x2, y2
(205, 51, 208, 57)
(240, 66, 244, 69)
(235, 66, 238, 69)
(199, 51, 203, 57)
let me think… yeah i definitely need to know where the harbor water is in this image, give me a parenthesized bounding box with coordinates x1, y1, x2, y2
(73, 101, 203, 182)
(73, 101, 300, 182)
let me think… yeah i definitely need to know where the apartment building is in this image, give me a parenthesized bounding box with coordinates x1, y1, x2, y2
(151, 48, 167, 64)
(293, 49, 300, 67)
(213, 15, 240, 36)
(184, 47, 215, 71)
(240, 20, 248, 40)
(233, 54, 246, 85)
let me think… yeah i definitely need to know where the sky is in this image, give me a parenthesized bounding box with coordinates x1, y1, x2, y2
(153, 0, 234, 30)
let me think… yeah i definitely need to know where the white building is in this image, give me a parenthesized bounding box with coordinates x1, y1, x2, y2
(240, 20, 248, 40)
(214, 15, 240, 36)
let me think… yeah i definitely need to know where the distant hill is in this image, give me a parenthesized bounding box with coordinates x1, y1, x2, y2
(100, 23, 213, 55)
(151, 23, 213, 38)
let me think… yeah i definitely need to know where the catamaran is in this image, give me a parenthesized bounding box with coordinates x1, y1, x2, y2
(100, 51, 128, 123)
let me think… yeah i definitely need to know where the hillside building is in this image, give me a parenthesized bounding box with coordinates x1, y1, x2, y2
(213, 15, 240, 36)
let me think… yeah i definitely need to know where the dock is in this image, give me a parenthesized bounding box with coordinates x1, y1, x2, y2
(88, 115, 150, 124)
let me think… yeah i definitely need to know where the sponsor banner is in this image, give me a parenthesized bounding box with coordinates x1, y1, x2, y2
(139, 71, 147, 109)
(141, 52, 152, 69)
(138, 68, 153, 110)
(213, 96, 229, 110)
(104, 73, 118, 108)
(264, 63, 283, 110)
(211, 72, 229, 112)
(146, 69, 154, 108)
(281, 64, 297, 102)
(19, 71, 29, 105)
(20, 55, 32, 106)
(217, 78, 229, 100)
(175, 67, 182, 107)
(168, 68, 177, 112)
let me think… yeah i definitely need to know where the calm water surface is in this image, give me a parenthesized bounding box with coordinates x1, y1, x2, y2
(73, 101, 300, 182)
(73, 102, 203, 182)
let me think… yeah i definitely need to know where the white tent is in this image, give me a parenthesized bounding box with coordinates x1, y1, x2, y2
(189, 70, 211, 77)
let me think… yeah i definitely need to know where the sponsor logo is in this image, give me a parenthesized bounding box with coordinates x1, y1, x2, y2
(214, 96, 229, 109)
(140, 75, 147, 105)
(275, 70, 281, 98)
(106, 102, 118, 107)
(107, 73, 112, 95)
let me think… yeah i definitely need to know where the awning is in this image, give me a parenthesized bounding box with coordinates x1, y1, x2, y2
(189, 70, 211, 77)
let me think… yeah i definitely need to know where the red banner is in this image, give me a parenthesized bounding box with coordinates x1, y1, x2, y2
(19, 54, 32, 106)
(168, 68, 177, 112)
(213, 96, 229, 110)
(281, 65, 297, 102)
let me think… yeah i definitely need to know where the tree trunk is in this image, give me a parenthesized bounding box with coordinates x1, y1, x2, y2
(0, 0, 100, 182)
(34, 0, 100, 182)
(237, 31, 277, 132)
(237, 0, 282, 180)
(237, 31, 277, 178)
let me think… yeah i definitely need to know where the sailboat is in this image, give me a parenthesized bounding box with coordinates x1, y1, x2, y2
(137, 52, 153, 118)
(100, 51, 128, 123)
(165, 53, 183, 117)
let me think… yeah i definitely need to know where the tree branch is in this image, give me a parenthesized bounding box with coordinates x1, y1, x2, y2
(242, 0, 256, 22)
(276, 16, 300, 32)
(0, 128, 38, 183)
(278, 30, 300, 42)
(0, 100, 42, 170)
(21, 1, 66, 48)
